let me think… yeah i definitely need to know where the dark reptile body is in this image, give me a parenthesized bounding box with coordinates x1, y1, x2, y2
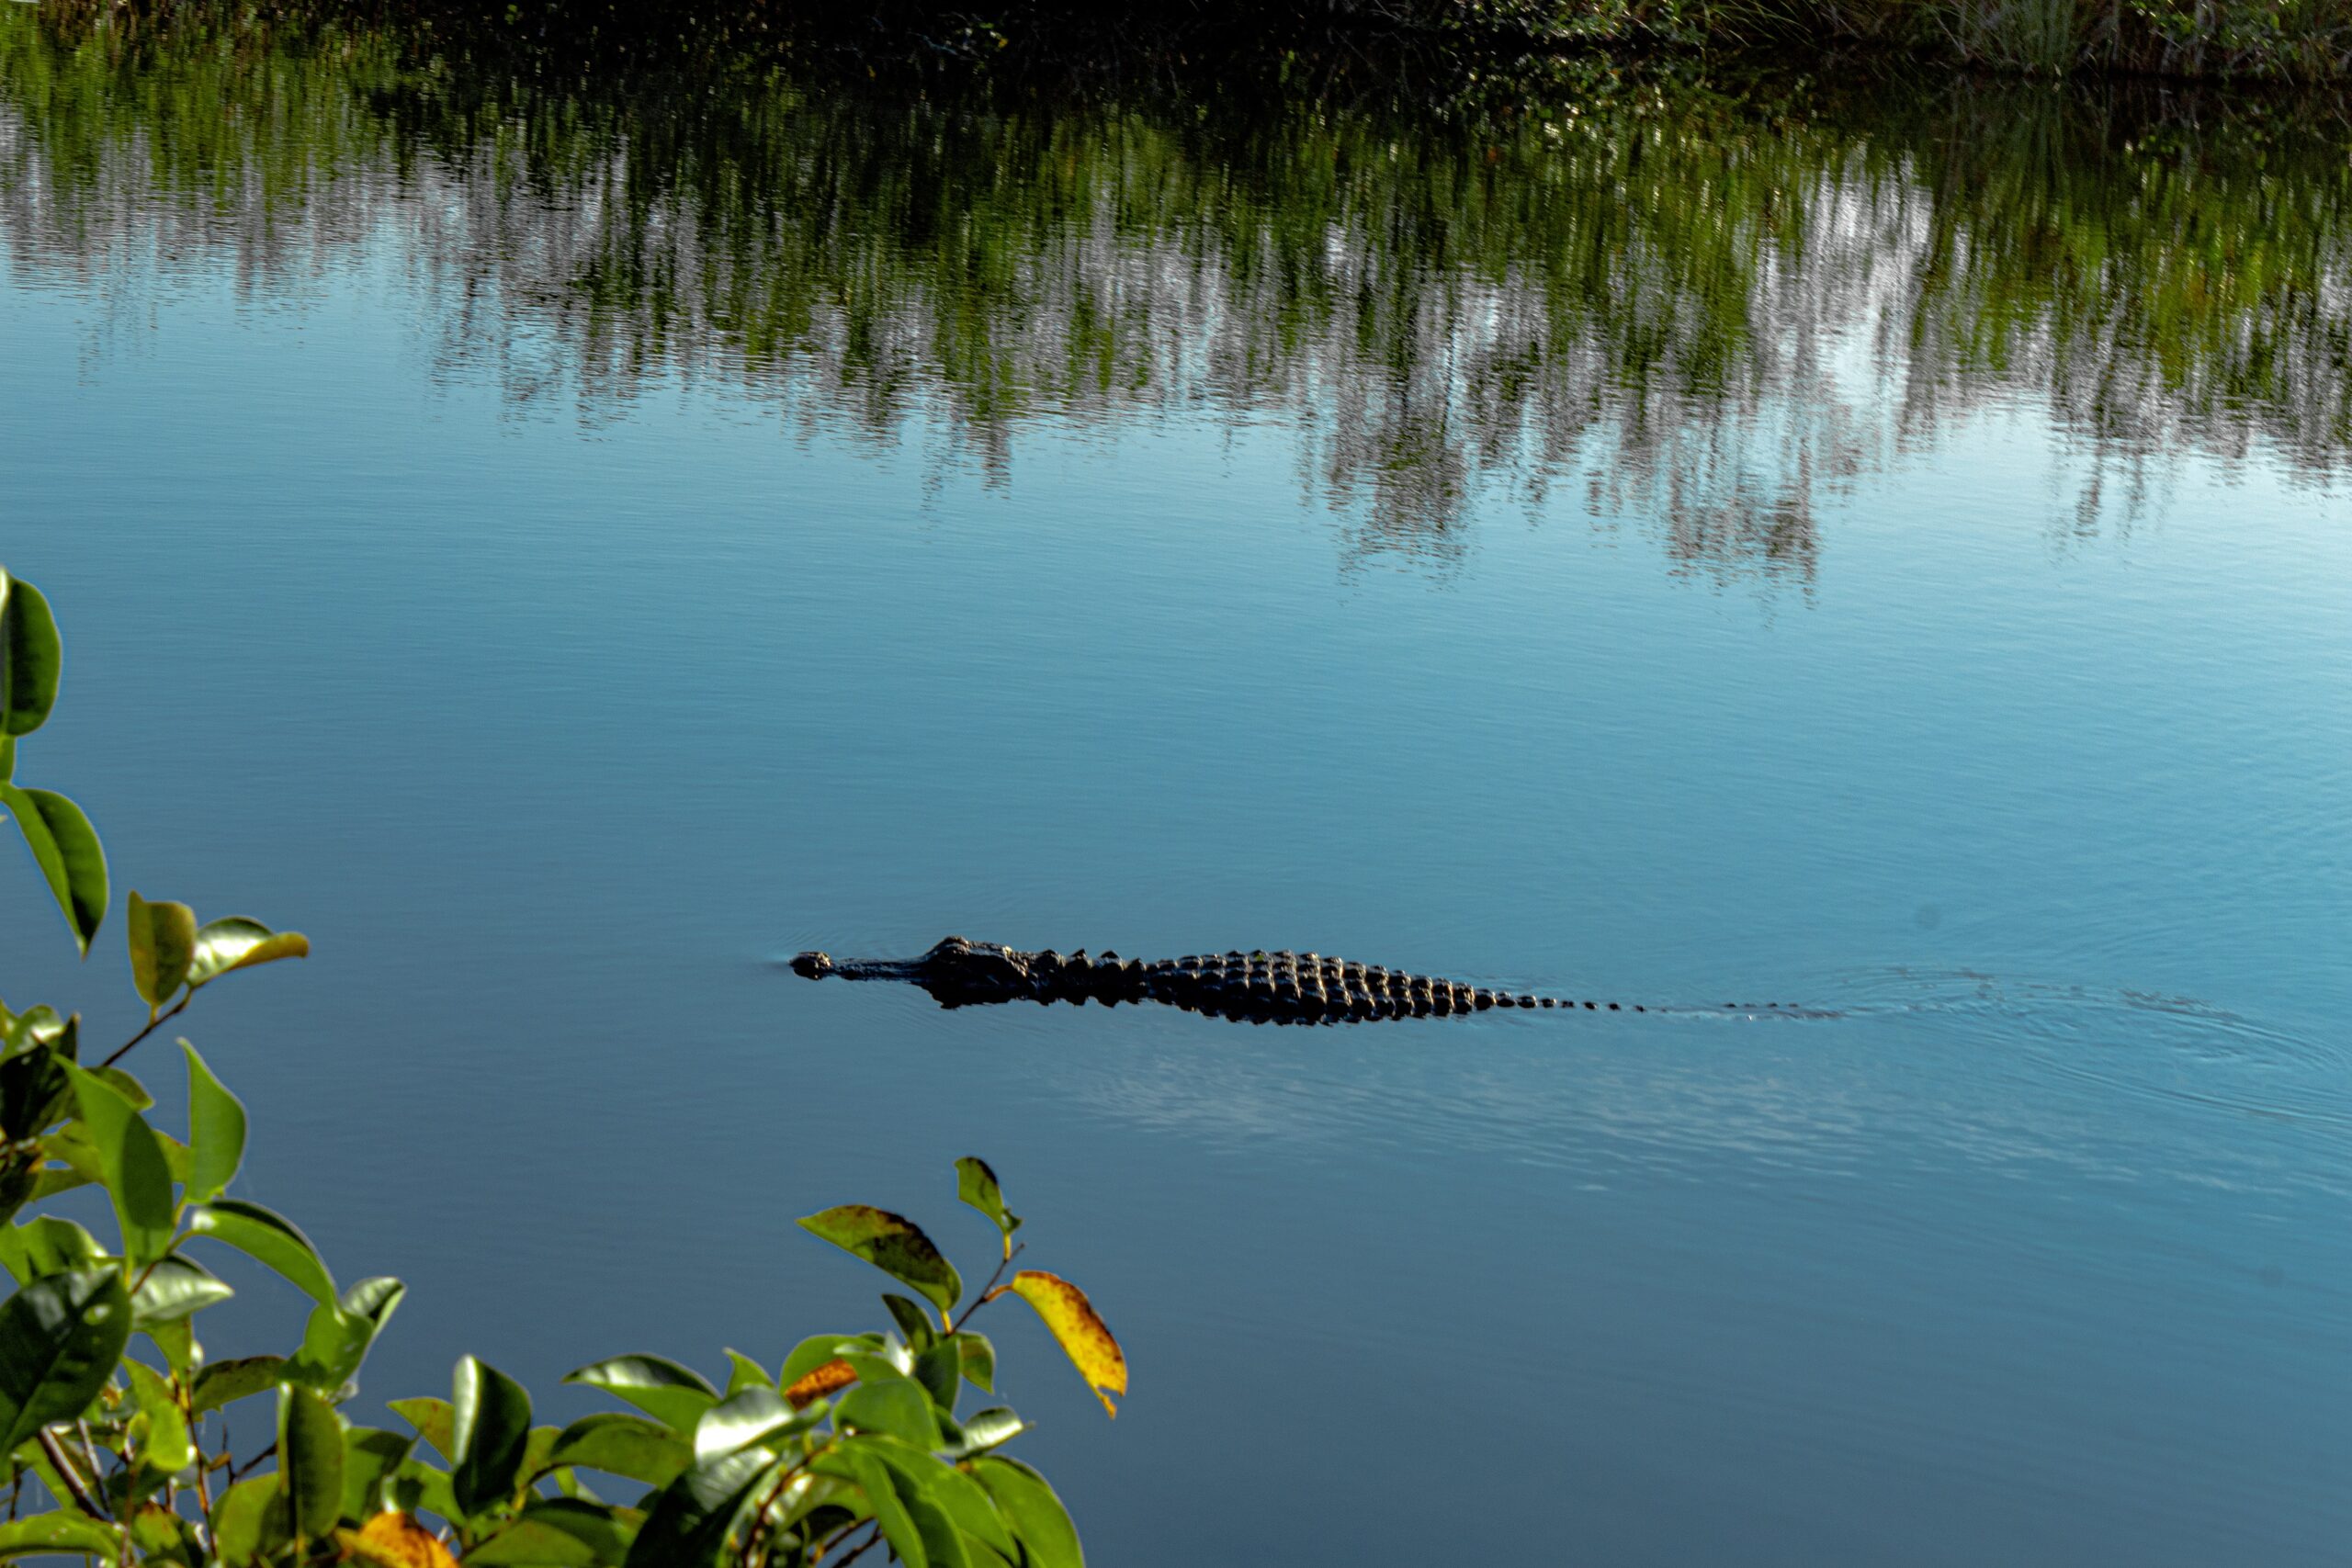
(790, 937, 1809, 1024)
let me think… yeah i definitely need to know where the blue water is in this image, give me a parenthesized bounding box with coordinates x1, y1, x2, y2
(5, 35, 2351, 1565)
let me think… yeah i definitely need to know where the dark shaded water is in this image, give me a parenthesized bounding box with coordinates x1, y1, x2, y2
(3, 15, 2349, 1563)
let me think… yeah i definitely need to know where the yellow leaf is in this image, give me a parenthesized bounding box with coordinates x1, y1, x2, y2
(339, 1512, 459, 1568)
(783, 1357, 858, 1409)
(1006, 1270, 1127, 1418)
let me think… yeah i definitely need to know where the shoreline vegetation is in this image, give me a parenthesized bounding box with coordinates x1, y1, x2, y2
(28, 0, 2352, 82)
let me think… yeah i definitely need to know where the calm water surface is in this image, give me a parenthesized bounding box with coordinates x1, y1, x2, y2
(3, 17, 2349, 1564)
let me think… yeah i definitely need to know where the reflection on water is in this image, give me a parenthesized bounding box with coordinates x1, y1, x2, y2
(6, 16, 2351, 572)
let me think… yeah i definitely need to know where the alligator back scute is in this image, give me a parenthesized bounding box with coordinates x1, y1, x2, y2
(787, 936, 1809, 1024)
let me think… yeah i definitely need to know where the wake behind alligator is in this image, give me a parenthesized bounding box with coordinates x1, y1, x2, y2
(790, 937, 1834, 1024)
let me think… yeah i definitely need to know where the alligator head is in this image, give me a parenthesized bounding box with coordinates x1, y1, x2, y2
(791, 935, 1035, 998)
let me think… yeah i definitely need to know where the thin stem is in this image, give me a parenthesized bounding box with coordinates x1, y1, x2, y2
(187, 1399, 215, 1533)
(74, 1423, 107, 1509)
(951, 1243, 1023, 1332)
(737, 1460, 808, 1568)
(35, 1431, 107, 1521)
(822, 1521, 881, 1567)
(229, 1441, 276, 1483)
(99, 994, 191, 1070)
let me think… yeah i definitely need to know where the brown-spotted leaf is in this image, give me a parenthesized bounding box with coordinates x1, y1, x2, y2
(1006, 1270, 1127, 1418)
(339, 1512, 458, 1568)
(795, 1205, 961, 1316)
(782, 1357, 857, 1409)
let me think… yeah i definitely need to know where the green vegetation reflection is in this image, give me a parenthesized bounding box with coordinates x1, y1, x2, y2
(5, 11, 2350, 572)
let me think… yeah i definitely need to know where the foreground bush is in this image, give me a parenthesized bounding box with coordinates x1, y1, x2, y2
(0, 565, 1123, 1566)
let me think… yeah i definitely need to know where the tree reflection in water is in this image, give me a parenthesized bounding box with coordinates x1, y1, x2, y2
(6, 10, 2348, 576)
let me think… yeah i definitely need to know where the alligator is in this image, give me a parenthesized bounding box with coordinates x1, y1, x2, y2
(789, 936, 1822, 1024)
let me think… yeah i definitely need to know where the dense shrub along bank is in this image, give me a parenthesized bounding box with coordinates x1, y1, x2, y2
(28, 0, 2352, 78)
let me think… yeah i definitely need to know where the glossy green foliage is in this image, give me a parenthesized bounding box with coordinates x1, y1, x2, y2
(65, 1066, 175, 1267)
(0, 1268, 130, 1452)
(182, 1041, 247, 1204)
(279, 1386, 345, 1543)
(0, 784, 105, 955)
(0, 567, 1116, 1567)
(188, 1199, 335, 1303)
(451, 1357, 534, 1516)
(797, 1207, 962, 1318)
(562, 1355, 718, 1436)
(0, 570, 60, 739)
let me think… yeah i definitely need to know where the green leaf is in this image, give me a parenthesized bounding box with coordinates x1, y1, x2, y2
(341, 1427, 416, 1524)
(0, 1005, 67, 1054)
(130, 1254, 233, 1325)
(192, 1356, 287, 1416)
(187, 919, 310, 987)
(126, 1359, 196, 1473)
(143, 1313, 199, 1373)
(279, 1383, 345, 1543)
(834, 1379, 943, 1450)
(64, 1066, 174, 1266)
(0, 1215, 102, 1283)
(971, 1456, 1082, 1568)
(622, 1450, 772, 1568)
(0, 1268, 130, 1452)
(390, 1396, 456, 1463)
(899, 1483, 970, 1568)
(181, 1043, 245, 1204)
(0, 1513, 125, 1560)
(392, 1457, 459, 1525)
(89, 1066, 153, 1110)
(127, 893, 198, 1011)
(691, 1387, 814, 1465)
(797, 1206, 961, 1318)
(865, 1441, 1014, 1560)
(562, 1355, 718, 1437)
(127, 1504, 195, 1560)
(953, 1157, 1019, 1247)
(0, 785, 106, 956)
(31, 1125, 99, 1191)
(451, 1356, 534, 1518)
(211, 1474, 283, 1567)
(0, 572, 62, 739)
(882, 1292, 940, 1350)
(722, 1349, 773, 1396)
(913, 1339, 961, 1415)
(469, 1499, 641, 1567)
(950, 1407, 1024, 1457)
(0, 1040, 74, 1157)
(955, 1333, 996, 1394)
(288, 1276, 404, 1393)
(537, 1414, 691, 1490)
(187, 1199, 335, 1303)
(815, 1444, 925, 1568)
(517, 1426, 562, 1489)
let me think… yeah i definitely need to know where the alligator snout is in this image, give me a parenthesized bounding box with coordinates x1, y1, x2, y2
(790, 951, 835, 977)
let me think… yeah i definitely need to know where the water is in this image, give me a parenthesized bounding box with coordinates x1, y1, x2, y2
(3, 17, 2349, 1563)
